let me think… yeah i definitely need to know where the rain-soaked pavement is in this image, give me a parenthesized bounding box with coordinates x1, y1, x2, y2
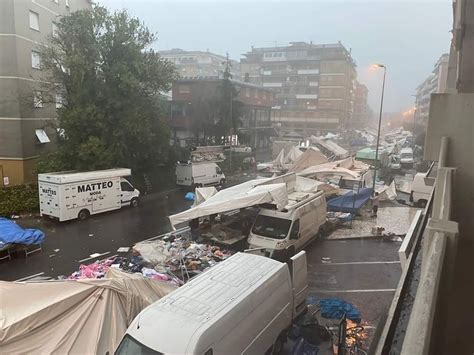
(0, 189, 191, 281)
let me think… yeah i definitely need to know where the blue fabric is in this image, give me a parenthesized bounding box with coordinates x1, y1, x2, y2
(308, 296, 361, 323)
(184, 192, 195, 201)
(327, 187, 373, 213)
(0, 218, 45, 245)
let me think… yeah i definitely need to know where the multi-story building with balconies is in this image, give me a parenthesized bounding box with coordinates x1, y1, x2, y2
(0, 0, 92, 186)
(240, 42, 357, 136)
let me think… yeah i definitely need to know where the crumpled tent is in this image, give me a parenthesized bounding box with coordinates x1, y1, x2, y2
(309, 136, 349, 159)
(284, 146, 303, 164)
(0, 269, 176, 354)
(288, 147, 328, 173)
(169, 178, 288, 227)
(273, 148, 286, 169)
(376, 180, 397, 201)
(194, 187, 218, 206)
(327, 187, 373, 213)
(0, 217, 45, 245)
(298, 157, 370, 179)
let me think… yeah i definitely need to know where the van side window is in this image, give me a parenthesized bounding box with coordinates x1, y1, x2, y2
(215, 167, 222, 175)
(290, 219, 300, 239)
(203, 349, 213, 355)
(121, 182, 134, 192)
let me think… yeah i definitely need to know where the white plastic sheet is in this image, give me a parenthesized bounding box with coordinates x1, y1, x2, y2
(169, 179, 288, 227)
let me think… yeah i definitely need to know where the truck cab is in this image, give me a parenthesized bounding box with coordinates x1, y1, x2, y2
(120, 178, 140, 207)
(247, 191, 326, 261)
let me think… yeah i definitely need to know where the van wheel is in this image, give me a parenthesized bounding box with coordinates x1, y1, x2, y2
(78, 209, 89, 221)
(272, 332, 287, 355)
(130, 198, 139, 207)
(417, 199, 427, 208)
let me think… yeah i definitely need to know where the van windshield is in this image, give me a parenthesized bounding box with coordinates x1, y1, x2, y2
(115, 335, 163, 355)
(251, 215, 291, 239)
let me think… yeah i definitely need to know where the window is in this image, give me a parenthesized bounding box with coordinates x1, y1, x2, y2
(29, 11, 40, 31)
(215, 167, 222, 175)
(52, 22, 59, 37)
(178, 85, 190, 94)
(251, 215, 291, 239)
(31, 50, 41, 69)
(115, 335, 163, 355)
(55, 93, 63, 108)
(290, 220, 300, 239)
(35, 129, 50, 144)
(33, 91, 44, 108)
(254, 89, 259, 98)
(121, 181, 134, 192)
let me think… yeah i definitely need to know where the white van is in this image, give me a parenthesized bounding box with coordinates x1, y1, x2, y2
(176, 161, 225, 187)
(38, 168, 140, 222)
(400, 147, 414, 167)
(115, 251, 308, 355)
(410, 163, 436, 207)
(247, 190, 326, 261)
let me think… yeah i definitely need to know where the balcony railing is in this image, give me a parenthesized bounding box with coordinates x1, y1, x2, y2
(373, 137, 459, 354)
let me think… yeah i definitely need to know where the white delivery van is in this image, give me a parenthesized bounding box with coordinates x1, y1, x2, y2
(38, 168, 140, 222)
(115, 251, 308, 355)
(400, 147, 414, 167)
(410, 163, 436, 207)
(176, 161, 225, 187)
(248, 190, 326, 261)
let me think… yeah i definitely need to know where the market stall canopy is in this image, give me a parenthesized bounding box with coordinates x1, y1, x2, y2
(194, 187, 218, 206)
(298, 157, 370, 179)
(169, 179, 288, 227)
(309, 136, 349, 159)
(0, 269, 176, 354)
(284, 146, 303, 164)
(288, 147, 328, 172)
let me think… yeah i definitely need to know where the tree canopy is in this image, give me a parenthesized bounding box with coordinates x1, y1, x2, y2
(38, 6, 177, 173)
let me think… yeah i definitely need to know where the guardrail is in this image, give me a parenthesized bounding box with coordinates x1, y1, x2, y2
(372, 136, 459, 354)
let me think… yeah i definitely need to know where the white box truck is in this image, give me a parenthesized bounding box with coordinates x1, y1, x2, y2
(115, 251, 308, 355)
(176, 161, 225, 188)
(38, 168, 140, 222)
(247, 190, 327, 261)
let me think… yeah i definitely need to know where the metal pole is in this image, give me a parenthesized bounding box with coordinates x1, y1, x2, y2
(372, 66, 386, 191)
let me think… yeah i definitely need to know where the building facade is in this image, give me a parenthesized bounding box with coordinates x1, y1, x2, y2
(169, 78, 275, 149)
(352, 81, 370, 129)
(240, 42, 357, 136)
(0, 0, 92, 186)
(415, 53, 449, 126)
(159, 48, 240, 79)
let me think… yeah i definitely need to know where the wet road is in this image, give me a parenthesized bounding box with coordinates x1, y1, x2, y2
(0, 189, 191, 281)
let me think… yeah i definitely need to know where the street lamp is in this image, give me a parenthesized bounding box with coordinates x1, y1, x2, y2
(372, 63, 386, 192)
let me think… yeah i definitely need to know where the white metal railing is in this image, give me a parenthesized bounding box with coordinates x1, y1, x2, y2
(400, 137, 459, 355)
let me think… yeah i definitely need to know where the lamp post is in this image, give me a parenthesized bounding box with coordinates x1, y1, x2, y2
(372, 63, 386, 191)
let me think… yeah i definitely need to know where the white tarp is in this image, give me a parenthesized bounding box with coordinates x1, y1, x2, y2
(288, 147, 328, 172)
(169, 179, 288, 227)
(0, 269, 176, 354)
(194, 187, 218, 206)
(273, 148, 285, 169)
(298, 157, 371, 179)
(376, 180, 397, 201)
(284, 146, 303, 164)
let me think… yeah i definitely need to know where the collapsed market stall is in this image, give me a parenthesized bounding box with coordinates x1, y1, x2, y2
(0, 269, 176, 354)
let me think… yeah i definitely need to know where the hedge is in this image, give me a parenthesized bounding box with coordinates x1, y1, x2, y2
(0, 184, 39, 217)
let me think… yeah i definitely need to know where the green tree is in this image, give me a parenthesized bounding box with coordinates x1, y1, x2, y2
(38, 6, 177, 173)
(214, 57, 243, 144)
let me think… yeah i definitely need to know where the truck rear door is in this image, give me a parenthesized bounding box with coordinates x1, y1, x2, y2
(39, 182, 60, 218)
(289, 251, 308, 317)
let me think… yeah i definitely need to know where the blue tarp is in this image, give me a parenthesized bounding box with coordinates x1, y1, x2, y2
(327, 187, 373, 213)
(0, 218, 45, 245)
(184, 192, 195, 201)
(308, 296, 361, 323)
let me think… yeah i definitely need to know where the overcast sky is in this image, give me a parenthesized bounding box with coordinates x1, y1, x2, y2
(99, 0, 452, 112)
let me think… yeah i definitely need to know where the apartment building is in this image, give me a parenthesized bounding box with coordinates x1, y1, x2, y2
(159, 48, 241, 79)
(352, 81, 370, 129)
(414, 53, 449, 126)
(169, 78, 275, 149)
(0, 0, 92, 186)
(240, 42, 357, 136)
